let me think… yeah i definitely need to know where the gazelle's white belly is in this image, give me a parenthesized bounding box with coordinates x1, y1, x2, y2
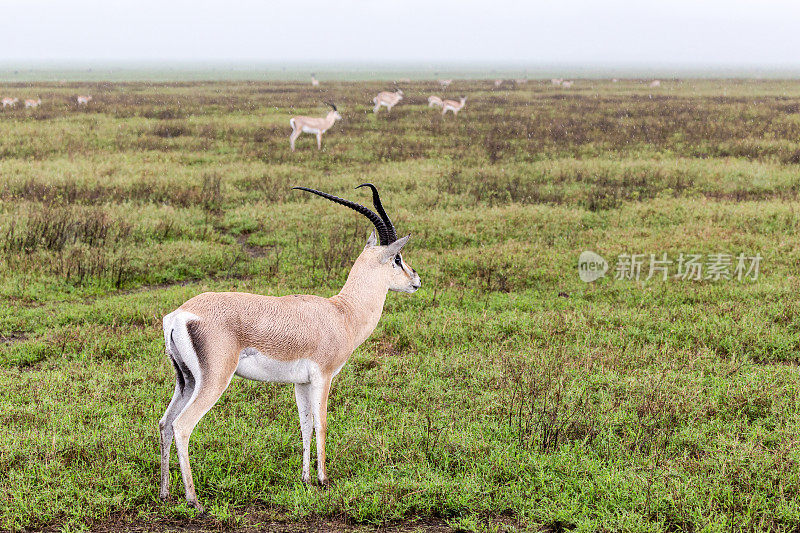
(234, 348, 318, 383)
(301, 126, 321, 134)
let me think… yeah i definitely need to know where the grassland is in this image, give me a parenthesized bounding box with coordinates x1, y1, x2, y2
(1, 78, 800, 532)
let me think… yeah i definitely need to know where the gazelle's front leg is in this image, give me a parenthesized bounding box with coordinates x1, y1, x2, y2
(316, 132, 322, 150)
(294, 382, 313, 483)
(311, 377, 332, 485)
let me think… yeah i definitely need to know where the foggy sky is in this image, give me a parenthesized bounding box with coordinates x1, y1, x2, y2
(1, 0, 798, 65)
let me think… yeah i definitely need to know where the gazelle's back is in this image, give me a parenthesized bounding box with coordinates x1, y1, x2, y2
(175, 291, 349, 365)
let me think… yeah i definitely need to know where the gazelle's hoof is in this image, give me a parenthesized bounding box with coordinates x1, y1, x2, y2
(159, 492, 170, 502)
(188, 500, 206, 514)
(319, 477, 331, 489)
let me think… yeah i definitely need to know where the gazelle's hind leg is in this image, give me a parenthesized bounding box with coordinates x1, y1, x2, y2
(290, 128, 300, 151)
(159, 313, 192, 499)
(158, 354, 195, 500)
(172, 368, 234, 512)
(161, 313, 238, 512)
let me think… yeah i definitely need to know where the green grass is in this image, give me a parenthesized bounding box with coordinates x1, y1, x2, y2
(2, 78, 800, 531)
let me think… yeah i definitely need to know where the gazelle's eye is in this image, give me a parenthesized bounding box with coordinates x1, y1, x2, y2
(394, 254, 402, 267)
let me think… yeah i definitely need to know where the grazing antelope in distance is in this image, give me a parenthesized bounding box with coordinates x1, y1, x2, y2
(427, 95, 443, 108)
(372, 89, 403, 113)
(551, 78, 563, 86)
(311, 74, 320, 86)
(76, 95, 92, 105)
(1, 97, 18, 108)
(24, 98, 41, 108)
(493, 79, 503, 87)
(289, 102, 342, 151)
(438, 79, 452, 87)
(612, 78, 619, 83)
(159, 184, 421, 511)
(515, 79, 528, 84)
(650, 80, 661, 87)
(442, 96, 466, 116)
(561, 81, 573, 88)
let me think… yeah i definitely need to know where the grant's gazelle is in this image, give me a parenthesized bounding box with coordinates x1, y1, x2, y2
(159, 184, 421, 511)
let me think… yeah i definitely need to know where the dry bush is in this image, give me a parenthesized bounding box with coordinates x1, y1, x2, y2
(2, 205, 131, 253)
(150, 120, 191, 138)
(501, 350, 598, 451)
(232, 173, 293, 203)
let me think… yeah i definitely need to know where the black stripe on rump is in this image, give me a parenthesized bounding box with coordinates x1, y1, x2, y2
(186, 320, 208, 376)
(169, 329, 196, 394)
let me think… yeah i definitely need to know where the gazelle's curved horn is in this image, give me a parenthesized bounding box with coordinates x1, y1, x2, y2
(355, 183, 396, 244)
(293, 187, 390, 245)
(324, 101, 337, 111)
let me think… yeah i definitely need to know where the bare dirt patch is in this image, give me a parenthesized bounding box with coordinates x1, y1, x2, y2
(237, 233, 277, 258)
(0, 331, 28, 344)
(41, 510, 459, 533)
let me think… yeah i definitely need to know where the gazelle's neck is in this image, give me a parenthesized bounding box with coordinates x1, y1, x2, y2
(330, 256, 388, 349)
(324, 111, 338, 128)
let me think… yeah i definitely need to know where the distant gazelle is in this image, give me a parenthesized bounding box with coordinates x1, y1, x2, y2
(427, 95, 443, 108)
(438, 79, 452, 88)
(494, 79, 503, 87)
(24, 98, 41, 108)
(158, 183, 421, 511)
(311, 74, 320, 86)
(650, 80, 661, 87)
(551, 78, 563, 86)
(442, 96, 466, 116)
(372, 89, 403, 113)
(561, 81, 573, 88)
(289, 102, 342, 152)
(76, 95, 92, 105)
(1, 97, 18, 108)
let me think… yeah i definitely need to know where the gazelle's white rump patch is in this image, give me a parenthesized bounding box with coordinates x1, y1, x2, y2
(163, 311, 203, 381)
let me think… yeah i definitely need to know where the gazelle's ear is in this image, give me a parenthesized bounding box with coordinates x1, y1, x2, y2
(365, 230, 378, 248)
(380, 235, 410, 263)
